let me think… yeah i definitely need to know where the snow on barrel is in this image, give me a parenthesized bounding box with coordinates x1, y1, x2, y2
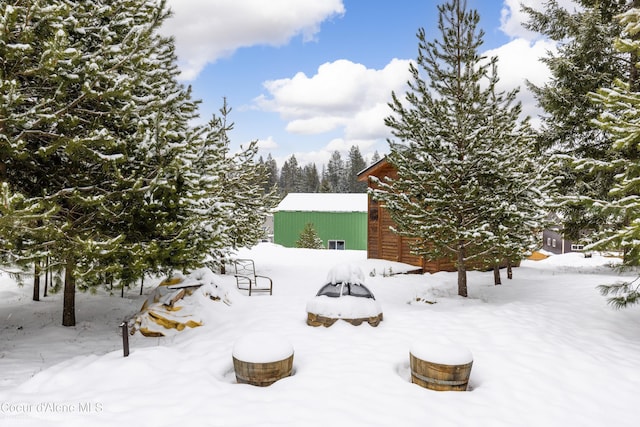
(409, 341, 473, 391)
(306, 263, 383, 327)
(232, 332, 294, 387)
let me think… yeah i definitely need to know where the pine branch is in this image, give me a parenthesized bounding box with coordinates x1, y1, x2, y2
(597, 275, 640, 309)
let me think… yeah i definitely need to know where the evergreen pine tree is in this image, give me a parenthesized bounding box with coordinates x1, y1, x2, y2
(585, 5, 640, 307)
(345, 145, 368, 193)
(263, 154, 280, 194)
(523, 0, 629, 241)
(481, 62, 554, 283)
(0, 0, 201, 325)
(370, 151, 382, 165)
(373, 0, 546, 296)
(326, 151, 347, 192)
(185, 100, 278, 267)
(319, 165, 332, 193)
(301, 163, 321, 193)
(279, 155, 303, 195)
(296, 223, 324, 249)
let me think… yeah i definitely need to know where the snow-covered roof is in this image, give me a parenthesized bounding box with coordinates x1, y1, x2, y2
(274, 193, 367, 212)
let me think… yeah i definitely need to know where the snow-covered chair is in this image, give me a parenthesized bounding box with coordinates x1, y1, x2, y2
(233, 259, 273, 296)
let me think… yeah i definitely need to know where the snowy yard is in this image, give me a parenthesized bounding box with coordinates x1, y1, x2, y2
(1, 243, 639, 426)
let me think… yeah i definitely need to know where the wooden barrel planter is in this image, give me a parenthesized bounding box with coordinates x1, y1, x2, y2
(233, 354, 294, 387)
(232, 332, 294, 387)
(409, 342, 473, 391)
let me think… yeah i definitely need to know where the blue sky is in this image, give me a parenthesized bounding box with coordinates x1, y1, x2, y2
(161, 0, 575, 168)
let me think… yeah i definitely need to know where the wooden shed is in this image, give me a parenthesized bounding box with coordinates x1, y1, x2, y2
(357, 158, 456, 273)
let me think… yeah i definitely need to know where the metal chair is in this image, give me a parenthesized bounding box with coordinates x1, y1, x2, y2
(233, 259, 273, 296)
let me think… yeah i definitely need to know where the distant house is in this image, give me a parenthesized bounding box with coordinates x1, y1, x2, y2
(273, 193, 368, 250)
(541, 212, 586, 255)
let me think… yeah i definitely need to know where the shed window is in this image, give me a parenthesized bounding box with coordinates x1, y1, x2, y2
(552, 239, 557, 248)
(546, 237, 551, 246)
(328, 240, 345, 250)
(571, 244, 584, 251)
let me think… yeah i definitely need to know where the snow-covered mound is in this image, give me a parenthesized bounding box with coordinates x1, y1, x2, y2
(232, 332, 294, 363)
(129, 268, 231, 337)
(326, 262, 366, 285)
(410, 341, 473, 366)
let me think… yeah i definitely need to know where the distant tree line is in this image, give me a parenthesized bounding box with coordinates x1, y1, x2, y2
(258, 146, 380, 196)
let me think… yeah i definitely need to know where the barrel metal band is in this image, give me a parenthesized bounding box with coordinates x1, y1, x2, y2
(412, 371, 467, 386)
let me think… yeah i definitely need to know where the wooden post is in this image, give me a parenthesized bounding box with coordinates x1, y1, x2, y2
(120, 322, 130, 357)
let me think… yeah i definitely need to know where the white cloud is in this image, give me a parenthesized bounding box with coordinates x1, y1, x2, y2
(162, 0, 345, 80)
(256, 136, 278, 151)
(484, 38, 557, 121)
(499, 0, 582, 40)
(326, 137, 376, 153)
(255, 58, 411, 141)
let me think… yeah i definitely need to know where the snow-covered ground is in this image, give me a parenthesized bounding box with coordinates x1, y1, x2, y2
(1, 243, 639, 426)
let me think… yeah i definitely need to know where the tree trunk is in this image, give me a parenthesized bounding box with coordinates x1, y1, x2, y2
(62, 258, 76, 327)
(507, 260, 513, 280)
(33, 262, 40, 301)
(140, 276, 144, 296)
(493, 265, 502, 285)
(631, 0, 640, 92)
(43, 256, 49, 297)
(457, 241, 468, 297)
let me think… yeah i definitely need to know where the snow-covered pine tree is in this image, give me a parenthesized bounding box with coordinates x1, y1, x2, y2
(370, 151, 381, 165)
(220, 135, 278, 252)
(94, 0, 203, 287)
(319, 168, 332, 193)
(373, 0, 544, 296)
(523, 0, 628, 242)
(183, 108, 234, 269)
(481, 62, 553, 284)
(301, 163, 321, 193)
(296, 223, 324, 249)
(260, 154, 279, 195)
(0, 0, 201, 325)
(279, 155, 303, 196)
(326, 151, 347, 193)
(0, 0, 72, 296)
(186, 101, 278, 268)
(585, 5, 640, 307)
(345, 145, 368, 193)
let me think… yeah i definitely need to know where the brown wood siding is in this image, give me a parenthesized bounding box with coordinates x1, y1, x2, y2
(399, 237, 424, 269)
(360, 159, 463, 272)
